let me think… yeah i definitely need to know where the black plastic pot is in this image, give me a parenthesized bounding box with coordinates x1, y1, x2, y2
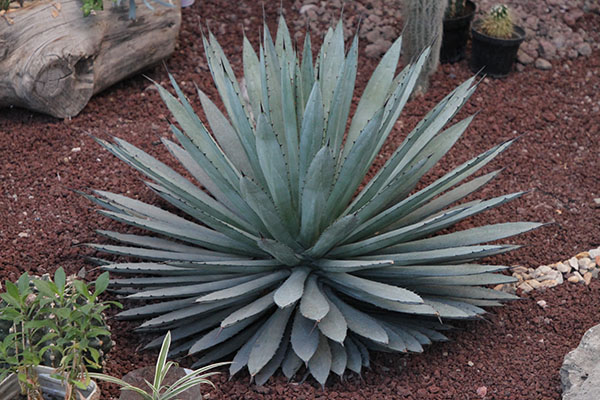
(470, 24, 525, 78)
(441, 0, 476, 64)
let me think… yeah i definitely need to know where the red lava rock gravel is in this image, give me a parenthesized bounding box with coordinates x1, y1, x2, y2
(0, 1, 599, 399)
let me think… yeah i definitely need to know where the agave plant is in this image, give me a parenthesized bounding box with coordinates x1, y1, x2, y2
(86, 17, 540, 385)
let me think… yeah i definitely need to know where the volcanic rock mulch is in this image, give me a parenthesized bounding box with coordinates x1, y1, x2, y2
(0, 1, 599, 399)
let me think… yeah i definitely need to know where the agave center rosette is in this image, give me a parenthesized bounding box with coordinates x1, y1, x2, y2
(87, 17, 540, 386)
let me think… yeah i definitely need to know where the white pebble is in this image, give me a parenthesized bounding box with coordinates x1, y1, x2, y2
(537, 300, 548, 308)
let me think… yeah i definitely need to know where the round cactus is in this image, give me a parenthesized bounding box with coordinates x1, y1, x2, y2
(480, 4, 514, 39)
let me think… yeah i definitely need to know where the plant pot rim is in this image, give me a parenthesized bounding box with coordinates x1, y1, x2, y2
(0, 366, 100, 400)
(471, 24, 526, 45)
(444, 0, 476, 23)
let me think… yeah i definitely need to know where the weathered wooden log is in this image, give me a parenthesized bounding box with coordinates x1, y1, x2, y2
(0, 0, 181, 118)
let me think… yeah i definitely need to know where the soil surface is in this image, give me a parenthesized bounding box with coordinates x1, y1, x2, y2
(0, 1, 599, 399)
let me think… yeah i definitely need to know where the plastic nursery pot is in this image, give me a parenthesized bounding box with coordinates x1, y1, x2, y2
(441, 0, 476, 64)
(0, 366, 100, 400)
(470, 24, 526, 78)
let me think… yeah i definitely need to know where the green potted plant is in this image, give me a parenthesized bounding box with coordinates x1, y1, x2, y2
(441, 0, 476, 63)
(470, 4, 526, 77)
(0, 269, 120, 400)
(90, 331, 227, 399)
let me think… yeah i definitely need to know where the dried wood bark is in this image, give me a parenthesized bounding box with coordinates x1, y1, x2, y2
(0, 0, 181, 118)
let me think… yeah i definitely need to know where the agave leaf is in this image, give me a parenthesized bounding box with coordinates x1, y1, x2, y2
(220, 291, 275, 328)
(357, 264, 508, 278)
(189, 311, 265, 355)
(145, 181, 263, 248)
(359, 244, 522, 265)
(386, 325, 423, 352)
(143, 307, 234, 347)
(324, 110, 384, 221)
(242, 34, 263, 121)
(324, 272, 423, 304)
(380, 324, 407, 352)
(275, 15, 295, 73)
(304, 214, 359, 259)
(97, 210, 261, 257)
(403, 273, 516, 286)
(197, 87, 253, 177)
(298, 83, 325, 188)
(333, 285, 437, 317)
(95, 230, 220, 255)
(220, 69, 266, 187)
(412, 285, 519, 301)
(317, 295, 347, 343)
(353, 139, 516, 239)
(312, 259, 393, 273)
(345, 157, 430, 228)
(230, 322, 268, 376)
(382, 222, 543, 253)
(248, 305, 294, 376)
(348, 75, 476, 213)
(394, 169, 502, 227)
(127, 274, 262, 300)
(354, 338, 370, 367)
(109, 275, 234, 288)
(308, 334, 332, 387)
(116, 298, 197, 320)
(274, 267, 310, 308)
(299, 33, 315, 112)
(166, 127, 267, 234)
(326, 289, 388, 344)
(433, 298, 487, 316)
(255, 113, 297, 233)
(263, 25, 285, 143)
(240, 177, 299, 249)
(140, 296, 250, 330)
(422, 298, 473, 319)
(343, 36, 402, 160)
(169, 259, 281, 274)
(330, 341, 347, 377)
(291, 309, 320, 363)
(257, 239, 301, 266)
(255, 327, 290, 386)
(333, 208, 467, 258)
(349, 115, 475, 225)
(101, 261, 205, 275)
(319, 20, 345, 118)
(154, 79, 241, 189)
(344, 337, 362, 374)
(299, 275, 329, 322)
(280, 59, 300, 206)
(299, 146, 335, 246)
(281, 347, 303, 380)
(384, 192, 529, 242)
(161, 138, 234, 214)
(326, 34, 357, 157)
(191, 327, 256, 368)
(196, 270, 290, 303)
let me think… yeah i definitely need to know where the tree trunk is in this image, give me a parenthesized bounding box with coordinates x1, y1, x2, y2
(0, 0, 181, 118)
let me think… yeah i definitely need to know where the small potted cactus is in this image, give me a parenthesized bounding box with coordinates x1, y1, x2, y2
(441, 0, 476, 63)
(470, 4, 525, 77)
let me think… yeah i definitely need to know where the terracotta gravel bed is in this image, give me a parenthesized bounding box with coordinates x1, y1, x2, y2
(0, 1, 599, 399)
